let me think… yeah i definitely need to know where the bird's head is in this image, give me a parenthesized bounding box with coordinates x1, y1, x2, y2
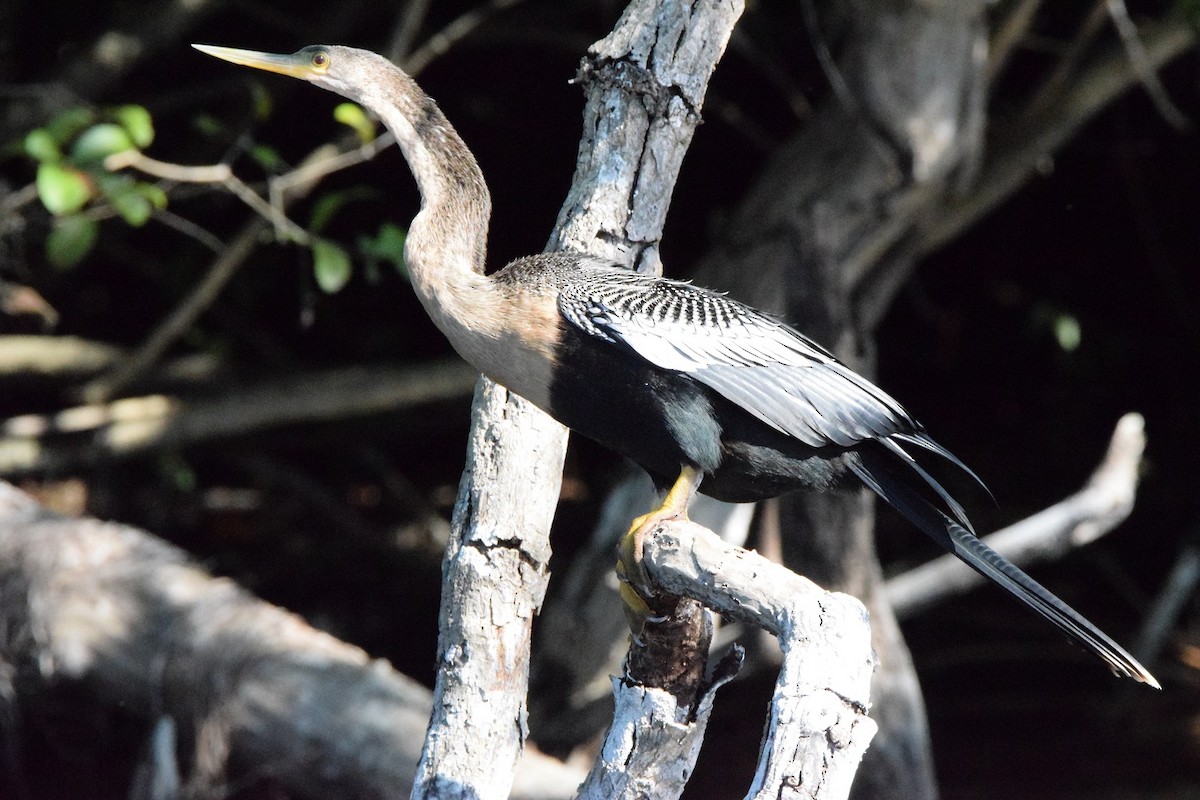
(193, 44, 392, 105)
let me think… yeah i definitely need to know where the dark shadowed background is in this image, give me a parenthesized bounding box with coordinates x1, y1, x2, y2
(2, 1, 1198, 798)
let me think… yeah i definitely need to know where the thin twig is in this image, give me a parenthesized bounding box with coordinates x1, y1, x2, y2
(887, 413, 1146, 619)
(799, 0, 862, 119)
(402, 0, 529, 77)
(1023, 1, 1110, 120)
(79, 218, 267, 404)
(385, 0, 433, 66)
(103, 149, 231, 183)
(105, 147, 313, 244)
(988, 0, 1043, 86)
(149, 208, 226, 253)
(267, 132, 395, 225)
(922, 16, 1196, 257)
(1105, 0, 1190, 130)
(0, 183, 39, 217)
(85, 143, 341, 402)
(225, 173, 311, 245)
(1132, 531, 1200, 665)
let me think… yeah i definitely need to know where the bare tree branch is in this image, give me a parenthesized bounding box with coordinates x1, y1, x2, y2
(0, 359, 478, 477)
(401, 0, 530, 77)
(887, 413, 1147, 619)
(630, 519, 876, 800)
(1133, 529, 1200, 669)
(82, 142, 342, 404)
(0, 480, 584, 800)
(987, 0, 1043, 85)
(1104, 0, 1189, 130)
(413, 1, 747, 797)
(1022, 0, 1110, 120)
(925, 16, 1196, 257)
(0, 336, 124, 380)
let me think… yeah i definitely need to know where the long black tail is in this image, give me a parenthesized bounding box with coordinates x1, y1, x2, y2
(851, 443, 1158, 687)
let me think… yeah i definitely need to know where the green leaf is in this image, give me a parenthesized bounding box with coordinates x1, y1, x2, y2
(71, 123, 134, 163)
(359, 222, 408, 278)
(193, 113, 226, 138)
(249, 144, 283, 172)
(94, 173, 158, 227)
(309, 191, 349, 234)
(46, 215, 99, 268)
(37, 163, 92, 214)
(157, 452, 197, 493)
(112, 189, 153, 226)
(24, 129, 61, 163)
(250, 83, 274, 120)
(45, 107, 96, 145)
(134, 182, 168, 210)
(112, 105, 154, 149)
(312, 239, 352, 293)
(333, 102, 375, 143)
(1053, 314, 1082, 353)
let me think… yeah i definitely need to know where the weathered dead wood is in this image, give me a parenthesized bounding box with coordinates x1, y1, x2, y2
(0, 335, 124, 379)
(412, 2, 747, 799)
(567, 515, 876, 800)
(536, 4, 990, 798)
(887, 413, 1148, 619)
(0, 480, 583, 800)
(538, 8, 1194, 798)
(641, 520, 875, 800)
(0, 359, 478, 477)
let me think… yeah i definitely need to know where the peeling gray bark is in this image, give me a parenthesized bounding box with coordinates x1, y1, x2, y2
(534, 2, 990, 797)
(411, 2, 746, 798)
(690, 5, 988, 798)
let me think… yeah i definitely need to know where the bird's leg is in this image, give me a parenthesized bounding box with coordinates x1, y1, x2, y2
(616, 465, 703, 633)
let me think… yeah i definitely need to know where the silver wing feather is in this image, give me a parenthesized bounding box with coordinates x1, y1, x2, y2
(558, 266, 921, 450)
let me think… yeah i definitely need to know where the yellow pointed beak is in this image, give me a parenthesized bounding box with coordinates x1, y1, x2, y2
(192, 44, 316, 79)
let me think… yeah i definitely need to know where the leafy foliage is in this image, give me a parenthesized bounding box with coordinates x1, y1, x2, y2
(18, 105, 161, 267)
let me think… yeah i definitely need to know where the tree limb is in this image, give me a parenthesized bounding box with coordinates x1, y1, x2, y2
(626, 519, 877, 800)
(0, 359, 478, 477)
(920, 15, 1196, 257)
(0, 480, 585, 800)
(886, 413, 1147, 619)
(412, 1, 746, 797)
(0, 336, 124, 380)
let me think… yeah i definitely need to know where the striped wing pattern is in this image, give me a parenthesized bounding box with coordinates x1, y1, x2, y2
(556, 265, 1160, 685)
(557, 266, 920, 450)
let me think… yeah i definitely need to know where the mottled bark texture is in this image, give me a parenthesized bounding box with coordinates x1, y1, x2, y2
(534, 4, 989, 796)
(411, 1, 746, 798)
(690, 3, 988, 798)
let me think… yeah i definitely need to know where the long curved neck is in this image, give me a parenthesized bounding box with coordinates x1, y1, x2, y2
(343, 58, 558, 408)
(357, 65, 494, 332)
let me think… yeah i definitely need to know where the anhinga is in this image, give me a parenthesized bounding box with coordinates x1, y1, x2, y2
(194, 43, 1157, 687)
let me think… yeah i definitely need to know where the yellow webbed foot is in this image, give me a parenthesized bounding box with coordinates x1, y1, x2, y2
(616, 465, 702, 635)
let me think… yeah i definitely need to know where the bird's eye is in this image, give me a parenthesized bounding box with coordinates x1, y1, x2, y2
(311, 51, 329, 69)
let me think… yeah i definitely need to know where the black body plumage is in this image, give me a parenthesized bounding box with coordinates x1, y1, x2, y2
(544, 256, 960, 504)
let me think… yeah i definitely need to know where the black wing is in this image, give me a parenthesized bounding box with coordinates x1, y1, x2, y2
(559, 267, 915, 447)
(557, 265, 978, 518)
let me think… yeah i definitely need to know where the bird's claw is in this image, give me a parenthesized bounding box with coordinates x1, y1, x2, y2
(616, 512, 678, 637)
